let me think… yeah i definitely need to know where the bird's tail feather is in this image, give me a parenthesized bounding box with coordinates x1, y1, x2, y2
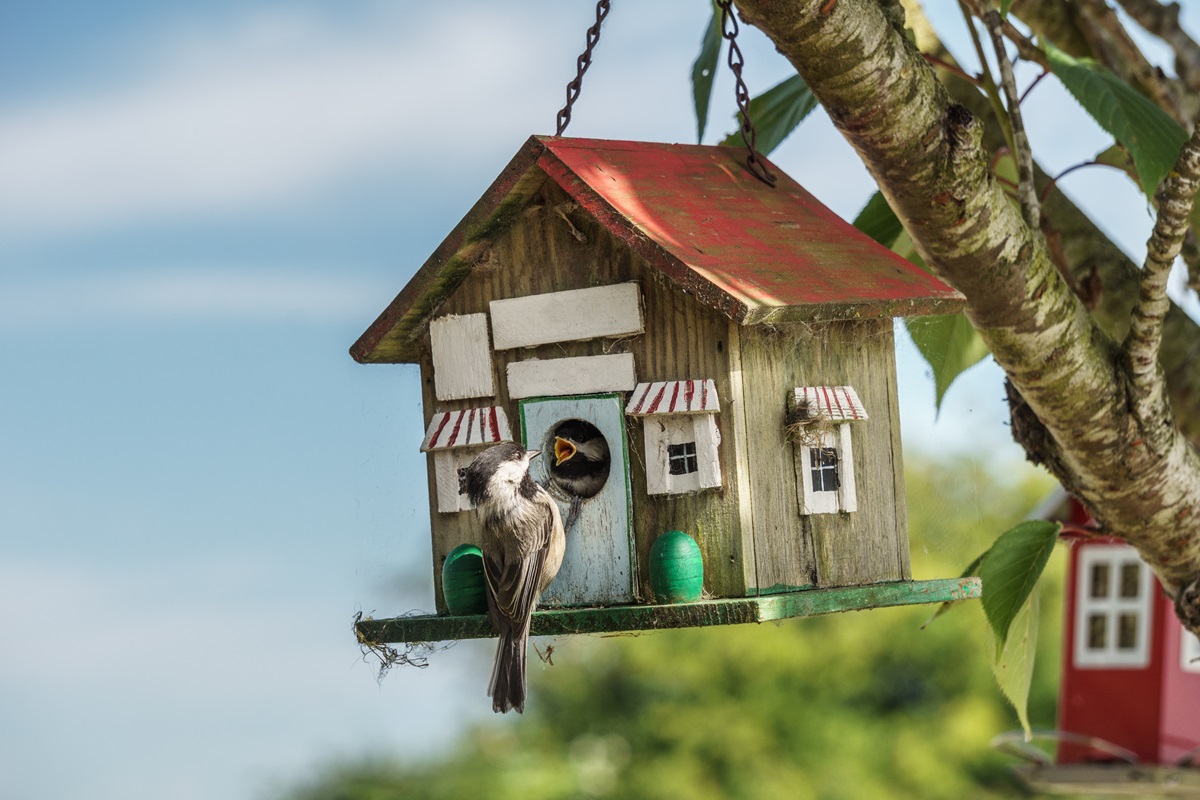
(488, 623, 528, 714)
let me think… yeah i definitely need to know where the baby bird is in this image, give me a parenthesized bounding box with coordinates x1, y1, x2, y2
(462, 442, 566, 714)
(550, 420, 611, 499)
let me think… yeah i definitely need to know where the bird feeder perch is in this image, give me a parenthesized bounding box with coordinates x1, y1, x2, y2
(351, 136, 981, 645)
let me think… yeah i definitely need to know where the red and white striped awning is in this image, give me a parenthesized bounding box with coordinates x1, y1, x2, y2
(792, 386, 868, 422)
(420, 406, 512, 452)
(625, 379, 720, 416)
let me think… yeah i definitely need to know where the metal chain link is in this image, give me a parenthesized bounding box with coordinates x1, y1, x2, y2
(555, 0, 611, 136)
(718, 0, 777, 187)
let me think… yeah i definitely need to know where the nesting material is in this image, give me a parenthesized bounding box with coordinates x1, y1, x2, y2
(785, 399, 835, 448)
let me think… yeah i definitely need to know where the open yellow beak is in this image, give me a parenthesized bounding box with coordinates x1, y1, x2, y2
(554, 436, 577, 466)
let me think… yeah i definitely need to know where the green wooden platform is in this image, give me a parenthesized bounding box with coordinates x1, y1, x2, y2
(355, 577, 981, 644)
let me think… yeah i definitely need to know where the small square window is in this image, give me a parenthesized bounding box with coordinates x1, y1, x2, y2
(1090, 563, 1110, 598)
(1119, 562, 1141, 598)
(810, 447, 840, 492)
(668, 442, 698, 475)
(1087, 614, 1107, 649)
(1118, 613, 1139, 649)
(1075, 546, 1152, 668)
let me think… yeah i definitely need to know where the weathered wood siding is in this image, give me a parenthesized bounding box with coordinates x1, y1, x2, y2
(737, 319, 910, 592)
(421, 179, 751, 611)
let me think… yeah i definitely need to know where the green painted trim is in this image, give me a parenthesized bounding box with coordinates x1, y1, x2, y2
(355, 577, 982, 644)
(752, 583, 817, 595)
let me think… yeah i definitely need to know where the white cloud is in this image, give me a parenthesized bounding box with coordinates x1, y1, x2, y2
(0, 6, 556, 236)
(0, 270, 383, 327)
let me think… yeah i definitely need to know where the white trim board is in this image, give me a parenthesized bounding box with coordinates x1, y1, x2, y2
(507, 353, 636, 399)
(490, 283, 643, 350)
(430, 313, 494, 401)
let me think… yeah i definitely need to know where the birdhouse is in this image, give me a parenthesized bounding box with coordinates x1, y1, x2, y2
(1002, 493, 1200, 795)
(352, 136, 980, 644)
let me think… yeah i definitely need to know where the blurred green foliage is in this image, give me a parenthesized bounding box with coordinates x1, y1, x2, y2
(282, 457, 1069, 800)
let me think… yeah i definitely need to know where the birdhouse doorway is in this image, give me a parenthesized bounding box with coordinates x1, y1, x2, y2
(520, 394, 634, 607)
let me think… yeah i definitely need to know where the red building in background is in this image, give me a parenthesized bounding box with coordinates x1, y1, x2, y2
(1059, 531, 1200, 765)
(1011, 494, 1200, 794)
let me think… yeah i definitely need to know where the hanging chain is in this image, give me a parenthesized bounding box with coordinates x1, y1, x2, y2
(555, 0, 611, 136)
(718, 0, 776, 187)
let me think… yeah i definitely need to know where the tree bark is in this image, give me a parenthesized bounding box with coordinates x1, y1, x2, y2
(732, 0, 1200, 616)
(904, 2, 1200, 450)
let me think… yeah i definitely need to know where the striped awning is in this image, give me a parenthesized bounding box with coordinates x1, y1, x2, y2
(626, 379, 720, 416)
(792, 386, 868, 422)
(420, 406, 512, 452)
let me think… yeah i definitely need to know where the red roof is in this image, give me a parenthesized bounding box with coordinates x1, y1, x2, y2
(352, 136, 962, 363)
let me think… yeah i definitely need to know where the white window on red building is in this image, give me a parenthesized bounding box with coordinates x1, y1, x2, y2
(1181, 626, 1200, 673)
(1074, 544, 1152, 668)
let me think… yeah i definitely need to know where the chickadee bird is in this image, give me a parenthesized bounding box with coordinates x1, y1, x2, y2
(462, 442, 566, 714)
(550, 421, 610, 500)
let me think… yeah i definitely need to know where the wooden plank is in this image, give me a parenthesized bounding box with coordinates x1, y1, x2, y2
(883, 333, 911, 580)
(838, 421, 858, 512)
(737, 324, 818, 593)
(804, 321, 909, 587)
(619, 270, 746, 599)
(430, 313, 494, 400)
(1013, 764, 1200, 796)
(490, 282, 643, 350)
(725, 323, 759, 595)
(433, 451, 469, 514)
(354, 577, 982, 643)
(694, 414, 722, 489)
(507, 353, 636, 399)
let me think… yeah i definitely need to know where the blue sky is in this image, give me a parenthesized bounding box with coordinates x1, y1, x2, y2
(2, 2, 1196, 798)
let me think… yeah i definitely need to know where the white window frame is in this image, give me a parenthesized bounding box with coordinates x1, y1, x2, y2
(642, 415, 721, 496)
(796, 423, 857, 515)
(433, 448, 481, 514)
(1074, 544, 1152, 669)
(421, 406, 511, 514)
(1181, 625, 1200, 673)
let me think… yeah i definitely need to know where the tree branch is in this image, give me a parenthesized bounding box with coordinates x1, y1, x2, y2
(733, 0, 1200, 619)
(1184, 230, 1200, 294)
(982, 9, 1039, 229)
(1125, 121, 1200, 441)
(1114, 0, 1200, 99)
(911, 0, 1200, 448)
(1014, 0, 1194, 124)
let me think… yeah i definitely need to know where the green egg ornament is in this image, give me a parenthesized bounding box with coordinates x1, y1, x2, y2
(442, 544, 487, 615)
(649, 530, 704, 603)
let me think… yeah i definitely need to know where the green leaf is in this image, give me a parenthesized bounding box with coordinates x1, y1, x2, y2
(852, 191, 904, 248)
(921, 551, 985, 629)
(988, 588, 1039, 738)
(691, 2, 723, 143)
(905, 313, 990, 411)
(999, 0, 1013, 18)
(720, 74, 818, 155)
(1044, 39, 1188, 197)
(978, 520, 1060, 650)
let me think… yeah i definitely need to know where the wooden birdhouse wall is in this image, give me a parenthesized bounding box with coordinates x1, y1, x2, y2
(419, 178, 752, 611)
(733, 320, 910, 593)
(417, 173, 913, 611)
